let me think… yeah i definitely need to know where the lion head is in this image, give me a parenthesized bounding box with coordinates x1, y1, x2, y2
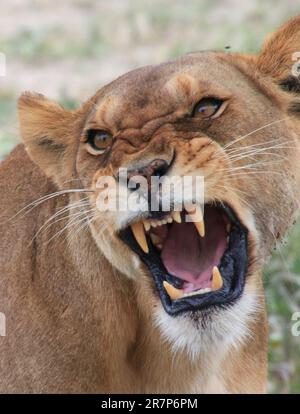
(18, 16, 300, 359)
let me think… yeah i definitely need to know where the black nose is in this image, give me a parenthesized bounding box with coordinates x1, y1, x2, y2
(117, 159, 171, 219)
(119, 159, 169, 190)
(135, 159, 169, 181)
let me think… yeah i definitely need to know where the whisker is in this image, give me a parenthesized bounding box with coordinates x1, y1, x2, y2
(31, 199, 91, 243)
(72, 213, 97, 239)
(228, 152, 288, 164)
(5, 188, 94, 224)
(216, 160, 286, 176)
(212, 184, 252, 209)
(223, 118, 288, 150)
(44, 208, 96, 245)
(225, 143, 297, 161)
(225, 142, 294, 161)
(229, 160, 286, 171)
(225, 138, 297, 155)
(226, 171, 283, 177)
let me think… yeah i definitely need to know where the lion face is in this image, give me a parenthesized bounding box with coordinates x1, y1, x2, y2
(18, 16, 300, 352)
(76, 56, 260, 315)
(75, 52, 300, 317)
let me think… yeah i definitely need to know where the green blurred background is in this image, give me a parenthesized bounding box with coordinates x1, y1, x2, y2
(1, 0, 300, 393)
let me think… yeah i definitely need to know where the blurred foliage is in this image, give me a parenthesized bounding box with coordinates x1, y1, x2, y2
(265, 223, 300, 393)
(1, 0, 300, 393)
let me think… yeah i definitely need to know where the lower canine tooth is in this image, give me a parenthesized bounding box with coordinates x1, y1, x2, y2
(131, 222, 149, 253)
(212, 266, 223, 291)
(163, 281, 183, 300)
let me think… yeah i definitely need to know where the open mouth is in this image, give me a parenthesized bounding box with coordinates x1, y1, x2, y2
(120, 203, 248, 316)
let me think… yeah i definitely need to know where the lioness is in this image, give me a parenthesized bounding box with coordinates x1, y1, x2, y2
(1, 16, 300, 394)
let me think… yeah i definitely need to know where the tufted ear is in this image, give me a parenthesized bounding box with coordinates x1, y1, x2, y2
(18, 92, 81, 186)
(256, 15, 300, 92)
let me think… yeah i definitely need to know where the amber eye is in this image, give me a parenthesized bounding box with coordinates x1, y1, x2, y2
(86, 129, 113, 154)
(192, 97, 224, 119)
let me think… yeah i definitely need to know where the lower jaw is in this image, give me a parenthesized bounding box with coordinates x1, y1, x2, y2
(120, 203, 249, 316)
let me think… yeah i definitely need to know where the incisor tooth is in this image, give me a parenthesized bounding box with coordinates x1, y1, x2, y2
(188, 205, 205, 237)
(131, 222, 149, 253)
(163, 281, 183, 300)
(167, 217, 173, 223)
(173, 211, 182, 223)
(183, 287, 212, 298)
(143, 220, 151, 232)
(212, 266, 223, 291)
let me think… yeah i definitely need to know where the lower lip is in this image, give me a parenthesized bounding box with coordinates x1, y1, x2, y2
(119, 204, 249, 315)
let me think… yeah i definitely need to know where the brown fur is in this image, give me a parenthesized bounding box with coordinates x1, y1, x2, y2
(1, 16, 300, 393)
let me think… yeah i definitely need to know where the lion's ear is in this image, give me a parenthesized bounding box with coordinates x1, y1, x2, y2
(18, 92, 80, 186)
(256, 15, 300, 91)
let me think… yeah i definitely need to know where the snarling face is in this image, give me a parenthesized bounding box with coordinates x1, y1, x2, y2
(75, 53, 299, 318)
(19, 16, 300, 353)
(79, 63, 253, 317)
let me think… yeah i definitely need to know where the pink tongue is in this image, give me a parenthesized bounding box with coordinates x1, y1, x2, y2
(161, 209, 227, 291)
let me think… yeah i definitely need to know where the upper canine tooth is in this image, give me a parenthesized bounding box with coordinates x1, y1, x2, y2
(143, 220, 151, 232)
(163, 281, 183, 300)
(212, 266, 223, 291)
(173, 211, 181, 223)
(187, 205, 205, 237)
(131, 222, 149, 253)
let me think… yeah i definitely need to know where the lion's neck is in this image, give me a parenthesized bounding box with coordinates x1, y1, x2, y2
(0, 146, 267, 393)
(62, 215, 265, 393)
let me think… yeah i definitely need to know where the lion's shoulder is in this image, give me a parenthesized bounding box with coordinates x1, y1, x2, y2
(0, 144, 53, 220)
(0, 144, 57, 287)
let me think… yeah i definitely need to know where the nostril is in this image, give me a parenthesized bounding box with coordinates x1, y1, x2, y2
(117, 159, 170, 192)
(140, 159, 169, 179)
(150, 159, 169, 178)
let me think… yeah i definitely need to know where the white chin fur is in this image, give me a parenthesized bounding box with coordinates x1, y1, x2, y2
(153, 291, 260, 361)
